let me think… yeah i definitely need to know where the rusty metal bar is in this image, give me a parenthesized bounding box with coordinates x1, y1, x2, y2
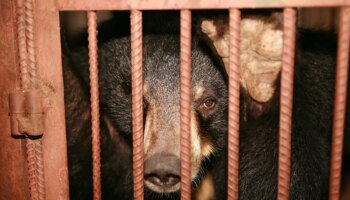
(15, 0, 46, 199)
(180, 9, 192, 200)
(130, 10, 144, 200)
(24, 0, 37, 89)
(227, 8, 241, 200)
(26, 139, 45, 200)
(329, 7, 350, 200)
(87, 11, 101, 200)
(16, 0, 28, 89)
(278, 8, 296, 200)
(57, 0, 350, 11)
(17, 0, 37, 89)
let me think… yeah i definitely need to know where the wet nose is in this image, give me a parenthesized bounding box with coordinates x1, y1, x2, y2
(144, 154, 181, 191)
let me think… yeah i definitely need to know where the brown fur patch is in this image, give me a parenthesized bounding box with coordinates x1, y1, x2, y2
(200, 137, 214, 158)
(193, 173, 215, 200)
(201, 14, 283, 103)
(194, 84, 206, 101)
(143, 104, 156, 159)
(190, 110, 203, 179)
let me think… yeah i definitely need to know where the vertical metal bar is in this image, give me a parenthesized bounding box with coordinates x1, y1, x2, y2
(130, 10, 144, 200)
(16, 0, 46, 199)
(26, 139, 45, 200)
(329, 7, 350, 200)
(24, 0, 37, 89)
(278, 8, 296, 200)
(180, 9, 192, 200)
(23, 1, 46, 198)
(87, 11, 101, 200)
(16, 0, 28, 89)
(227, 8, 241, 200)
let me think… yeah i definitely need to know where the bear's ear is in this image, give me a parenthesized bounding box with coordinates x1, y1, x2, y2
(201, 12, 283, 103)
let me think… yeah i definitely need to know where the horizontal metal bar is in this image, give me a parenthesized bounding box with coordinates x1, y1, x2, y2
(57, 0, 350, 10)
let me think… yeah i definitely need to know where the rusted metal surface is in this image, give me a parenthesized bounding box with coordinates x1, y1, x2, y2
(180, 9, 192, 200)
(0, 0, 30, 198)
(87, 11, 102, 200)
(278, 8, 296, 200)
(130, 10, 144, 200)
(227, 8, 241, 200)
(329, 7, 350, 200)
(8, 91, 46, 200)
(16, 0, 28, 88)
(9, 90, 45, 136)
(16, 0, 37, 89)
(34, 0, 70, 198)
(57, 0, 350, 10)
(26, 139, 46, 200)
(24, 0, 37, 89)
(15, 0, 46, 199)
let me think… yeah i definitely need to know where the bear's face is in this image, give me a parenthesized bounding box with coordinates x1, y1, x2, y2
(98, 13, 283, 195)
(99, 34, 228, 194)
(142, 35, 228, 193)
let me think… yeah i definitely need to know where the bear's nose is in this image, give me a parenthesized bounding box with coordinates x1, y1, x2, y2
(146, 172, 180, 187)
(144, 154, 181, 192)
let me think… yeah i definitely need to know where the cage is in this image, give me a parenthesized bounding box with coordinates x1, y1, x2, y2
(0, 0, 349, 200)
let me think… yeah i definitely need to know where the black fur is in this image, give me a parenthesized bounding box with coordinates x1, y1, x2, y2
(63, 12, 346, 200)
(64, 30, 229, 199)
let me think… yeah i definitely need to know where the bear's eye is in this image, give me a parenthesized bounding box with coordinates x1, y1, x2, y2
(199, 97, 216, 111)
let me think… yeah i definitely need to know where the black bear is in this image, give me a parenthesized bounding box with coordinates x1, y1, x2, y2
(63, 11, 346, 199)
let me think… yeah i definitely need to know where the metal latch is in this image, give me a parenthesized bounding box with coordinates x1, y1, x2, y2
(8, 90, 45, 137)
